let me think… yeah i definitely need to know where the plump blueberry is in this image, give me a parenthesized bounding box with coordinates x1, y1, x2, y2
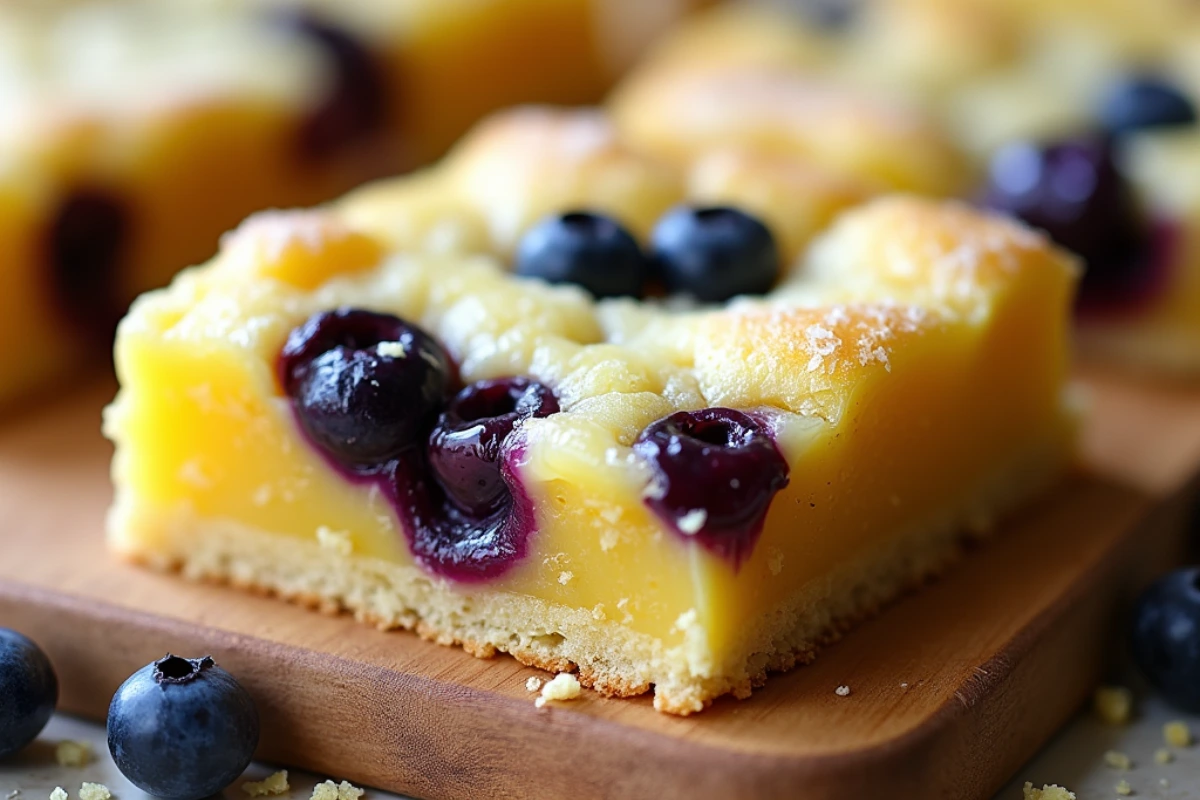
(1099, 74, 1197, 138)
(633, 408, 789, 567)
(107, 655, 259, 800)
(428, 378, 559, 517)
(0, 629, 57, 759)
(514, 212, 649, 298)
(45, 188, 131, 336)
(650, 206, 780, 303)
(982, 138, 1148, 293)
(1130, 567, 1200, 711)
(274, 12, 389, 160)
(280, 308, 454, 470)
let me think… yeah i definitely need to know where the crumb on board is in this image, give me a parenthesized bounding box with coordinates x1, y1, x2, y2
(8, 790, 20, 799)
(1103, 750, 1133, 770)
(1114, 778, 1132, 796)
(899, 682, 909, 690)
(54, 741, 91, 768)
(535, 673, 581, 708)
(242, 771, 290, 797)
(79, 783, 110, 800)
(525, 676, 544, 693)
(310, 780, 363, 800)
(1164, 720, 1192, 747)
(1160, 778, 1170, 788)
(1093, 686, 1134, 725)
(1154, 747, 1173, 764)
(49, 789, 67, 800)
(1021, 782, 1076, 800)
(834, 685, 851, 697)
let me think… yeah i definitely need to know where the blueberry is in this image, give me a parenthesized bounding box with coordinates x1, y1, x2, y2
(107, 655, 259, 800)
(45, 188, 131, 337)
(633, 408, 789, 567)
(1099, 74, 1197, 138)
(514, 212, 649, 299)
(428, 378, 559, 517)
(0, 629, 57, 759)
(280, 308, 454, 470)
(1131, 567, 1200, 711)
(650, 206, 780, 303)
(981, 138, 1148, 293)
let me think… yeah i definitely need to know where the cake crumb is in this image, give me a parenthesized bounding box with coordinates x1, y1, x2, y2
(242, 771, 290, 796)
(1154, 747, 1173, 765)
(1021, 782, 1076, 800)
(590, 604, 606, 621)
(49, 789, 67, 800)
(674, 609, 698, 633)
(1160, 778, 1170, 789)
(834, 685, 851, 697)
(1103, 750, 1133, 770)
(535, 673, 581, 708)
(315, 526, 352, 556)
(54, 741, 91, 767)
(525, 676, 543, 693)
(79, 783, 110, 800)
(899, 682, 909, 690)
(1093, 685, 1134, 725)
(557, 571, 573, 585)
(676, 509, 707, 535)
(8, 790, 21, 799)
(1114, 778, 1132, 796)
(375, 341, 408, 358)
(1163, 720, 1191, 747)
(310, 780, 363, 800)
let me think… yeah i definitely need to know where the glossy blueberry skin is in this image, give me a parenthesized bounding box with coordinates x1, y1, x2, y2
(280, 308, 454, 470)
(982, 138, 1148, 292)
(107, 655, 259, 800)
(0, 629, 57, 759)
(428, 378, 560, 517)
(1130, 567, 1200, 712)
(514, 212, 649, 299)
(650, 206, 780, 303)
(1099, 75, 1197, 138)
(633, 408, 789, 567)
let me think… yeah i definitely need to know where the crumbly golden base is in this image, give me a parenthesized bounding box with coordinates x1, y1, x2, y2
(107, 440, 1067, 715)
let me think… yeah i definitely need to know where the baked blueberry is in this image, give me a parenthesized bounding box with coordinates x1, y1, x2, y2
(650, 207, 780, 303)
(45, 188, 131, 337)
(982, 138, 1148, 294)
(634, 408, 789, 567)
(107, 655, 259, 800)
(1130, 567, 1200, 711)
(280, 308, 454, 470)
(0, 628, 58, 759)
(1099, 74, 1197, 138)
(514, 212, 649, 298)
(428, 378, 559, 516)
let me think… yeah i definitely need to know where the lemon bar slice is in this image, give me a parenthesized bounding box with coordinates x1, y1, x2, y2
(105, 108, 1077, 715)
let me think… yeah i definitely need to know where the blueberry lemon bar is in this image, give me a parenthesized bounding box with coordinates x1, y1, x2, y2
(105, 107, 1078, 714)
(0, 0, 698, 407)
(620, 0, 1200, 373)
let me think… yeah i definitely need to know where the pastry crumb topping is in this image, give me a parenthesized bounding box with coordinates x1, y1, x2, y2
(1093, 685, 1134, 725)
(310, 780, 364, 800)
(1021, 782, 1076, 800)
(54, 741, 91, 768)
(557, 570, 574, 585)
(1103, 750, 1133, 770)
(1164, 720, 1192, 747)
(316, 526, 353, 556)
(525, 676, 544, 693)
(536, 673, 582, 707)
(79, 783, 110, 800)
(242, 771, 290, 796)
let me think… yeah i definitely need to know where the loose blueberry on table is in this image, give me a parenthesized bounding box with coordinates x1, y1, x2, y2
(1130, 567, 1200, 712)
(650, 206, 780, 303)
(0, 628, 58, 759)
(515, 211, 650, 299)
(107, 654, 260, 800)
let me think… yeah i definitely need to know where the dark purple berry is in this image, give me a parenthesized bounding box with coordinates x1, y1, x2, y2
(1131, 567, 1200, 712)
(280, 308, 453, 469)
(275, 12, 389, 160)
(982, 138, 1149, 296)
(107, 655, 259, 800)
(428, 378, 559, 516)
(44, 188, 131, 336)
(650, 206, 780, 302)
(514, 212, 649, 298)
(1100, 74, 1197, 138)
(0, 628, 57, 759)
(633, 408, 789, 567)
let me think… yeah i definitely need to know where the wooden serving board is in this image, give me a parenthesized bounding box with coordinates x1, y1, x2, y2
(1, 373, 1199, 800)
